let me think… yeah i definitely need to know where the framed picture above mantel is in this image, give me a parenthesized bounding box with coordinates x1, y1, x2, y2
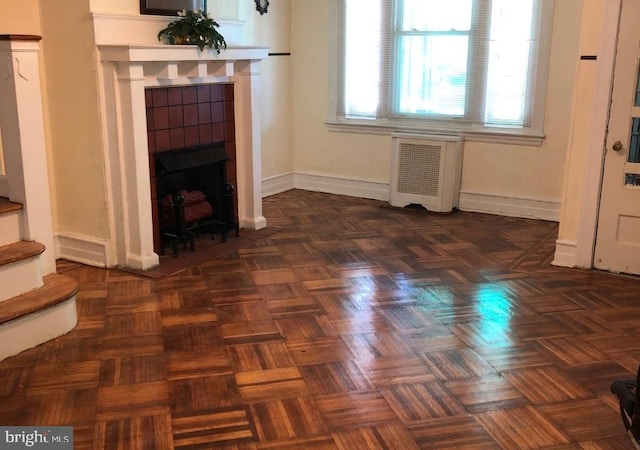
(140, 0, 206, 16)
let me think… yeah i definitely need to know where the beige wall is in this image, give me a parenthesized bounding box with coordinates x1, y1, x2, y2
(89, 0, 138, 14)
(40, 0, 110, 239)
(208, 0, 241, 20)
(215, 0, 294, 179)
(249, 0, 293, 178)
(291, 1, 390, 183)
(0, 1, 41, 34)
(290, 1, 583, 203)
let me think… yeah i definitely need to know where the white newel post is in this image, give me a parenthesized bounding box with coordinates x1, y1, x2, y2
(234, 59, 266, 230)
(0, 36, 56, 274)
(116, 62, 159, 270)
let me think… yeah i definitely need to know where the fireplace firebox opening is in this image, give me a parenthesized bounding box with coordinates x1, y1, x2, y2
(154, 143, 237, 256)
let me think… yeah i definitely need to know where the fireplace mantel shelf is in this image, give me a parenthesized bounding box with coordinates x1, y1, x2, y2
(98, 44, 269, 63)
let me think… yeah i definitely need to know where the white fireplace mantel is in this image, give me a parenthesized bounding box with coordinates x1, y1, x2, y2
(99, 44, 268, 62)
(96, 44, 269, 270)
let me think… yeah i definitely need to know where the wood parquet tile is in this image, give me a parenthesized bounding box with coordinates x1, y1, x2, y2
(2, 189, 640, 448)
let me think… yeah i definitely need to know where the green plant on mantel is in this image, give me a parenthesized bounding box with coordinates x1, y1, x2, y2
(157, 10, 227, 53)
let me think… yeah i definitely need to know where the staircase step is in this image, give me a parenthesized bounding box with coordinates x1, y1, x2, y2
(0, 241, 45, 302)
(0, 240, 45, 267)
(0, 197, 22, 215)
(0, 273, 78, 325)
(0, 273, 79, 361)
(0, 198, 22, 247)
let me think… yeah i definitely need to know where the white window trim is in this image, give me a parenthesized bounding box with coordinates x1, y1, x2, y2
(326, 0, 555, 147)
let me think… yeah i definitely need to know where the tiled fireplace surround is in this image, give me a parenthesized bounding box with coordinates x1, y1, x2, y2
(146, 83, 237, 253)
(98, 44, 268, 270)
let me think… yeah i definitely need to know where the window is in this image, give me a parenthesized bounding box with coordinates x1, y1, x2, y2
(332, 0, 555, 141)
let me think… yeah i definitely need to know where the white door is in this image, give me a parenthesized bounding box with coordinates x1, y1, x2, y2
(594, 0, 640, 274)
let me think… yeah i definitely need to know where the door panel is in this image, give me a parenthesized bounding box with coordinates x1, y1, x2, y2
(594, 0, 640, 274)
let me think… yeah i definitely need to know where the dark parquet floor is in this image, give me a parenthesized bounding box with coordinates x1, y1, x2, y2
(1, 189, 639, 449)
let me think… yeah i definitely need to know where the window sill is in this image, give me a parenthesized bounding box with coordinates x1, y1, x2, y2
(325, 118, 546, 146)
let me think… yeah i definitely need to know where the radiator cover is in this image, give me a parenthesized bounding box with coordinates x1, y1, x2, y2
(390, 134, 463, 212)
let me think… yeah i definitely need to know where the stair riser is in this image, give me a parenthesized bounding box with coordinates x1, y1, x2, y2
(0, 257, 43, 302)
(0, 296, 77, 361)
(0, 211, 21, 247)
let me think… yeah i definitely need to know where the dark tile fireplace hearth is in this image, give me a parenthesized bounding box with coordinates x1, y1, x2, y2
(146, 83, 238, 254)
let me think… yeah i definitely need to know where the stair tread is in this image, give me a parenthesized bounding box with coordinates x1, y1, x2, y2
(0, 241, 46, 267)
(0, 197, 23, 215)
(0, 273, 79, 325)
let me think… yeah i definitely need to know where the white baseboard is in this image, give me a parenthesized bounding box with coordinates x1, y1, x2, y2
(55, 232, 110, 268)
(459, 191, 560, 222)
(126, 252, 160, 271)
(552, 239, 578, 268)
(262, 174, 562, 224)
(293, 172, 390, 201)
(240, 216, 267, 230)
(263, 172, 295, 198)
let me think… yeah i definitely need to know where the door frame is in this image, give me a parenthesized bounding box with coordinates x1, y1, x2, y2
(566, 0, 623, 269)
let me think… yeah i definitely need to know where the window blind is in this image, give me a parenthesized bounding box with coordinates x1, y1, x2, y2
(338, 0, 546, 129)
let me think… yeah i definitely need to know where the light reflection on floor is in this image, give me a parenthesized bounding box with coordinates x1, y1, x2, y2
(474, 283, 514, 349)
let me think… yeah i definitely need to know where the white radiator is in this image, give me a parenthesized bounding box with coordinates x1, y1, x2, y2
(390, 134, 463, 213)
